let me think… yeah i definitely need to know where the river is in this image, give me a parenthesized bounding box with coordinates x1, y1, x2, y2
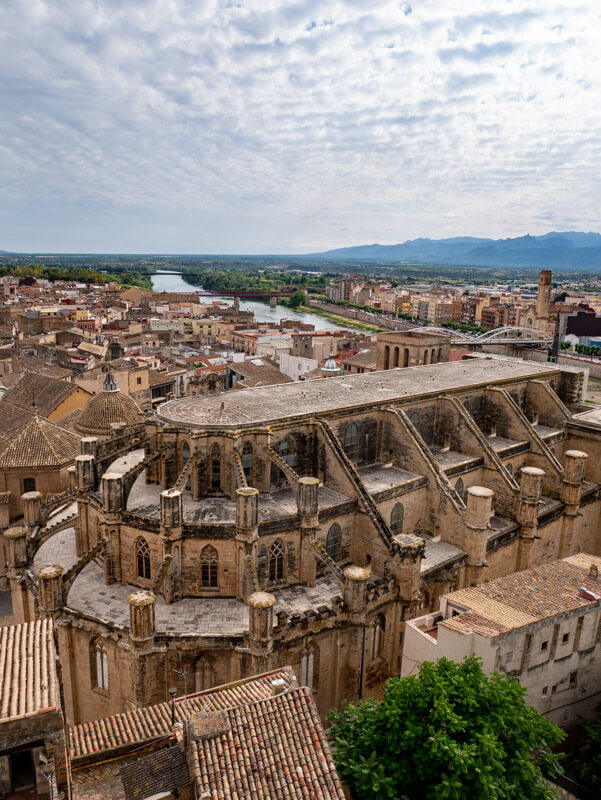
(150, 270, 348, 331)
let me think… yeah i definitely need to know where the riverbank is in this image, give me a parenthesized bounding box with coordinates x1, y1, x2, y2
(297, 304, 384, 332)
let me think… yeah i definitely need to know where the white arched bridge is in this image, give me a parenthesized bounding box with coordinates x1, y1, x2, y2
(407, 325, 553, 347)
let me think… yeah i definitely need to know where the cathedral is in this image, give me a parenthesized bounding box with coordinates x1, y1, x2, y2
(5, 356, 601, 724)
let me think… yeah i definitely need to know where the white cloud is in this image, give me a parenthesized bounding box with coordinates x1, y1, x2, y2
(0, 0, 600, 252)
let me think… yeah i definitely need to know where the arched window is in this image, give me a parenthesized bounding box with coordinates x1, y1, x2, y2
(409, 412, 419, 430)
(344, 423, 358, 461)
(402, 348, 409, 368)
(383, 344, 390, 370)
(269, 539, 285, 582)
(91, 638, 109, 691)
(455, 477, 465, 499)
(326, 523, 342, 562)
(23, 477, 36, 493)
(279, 437, 295, 467)
(370, 614, 386, 661)
(242, 442, 253, 482)
(210, 444, 221, 490)
(195, 656, 214, 692)
(200, 545, 218, 588)
(182, 442, 191, 489)
(390, 503, 404, 534)
(438, 348, 443, 362)
(431, 348, 436, 363)
(300, 644, 319, 690)
(423, 349, 430, 365)
(506, 463, 513, 475)
(393, 347, 400, 368)
(136, 537, 151, 580)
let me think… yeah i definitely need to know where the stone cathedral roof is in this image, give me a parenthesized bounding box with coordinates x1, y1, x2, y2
(158, 358, 560, 430)
(76, 373, 144, 436)
(0, 406, 80, 468)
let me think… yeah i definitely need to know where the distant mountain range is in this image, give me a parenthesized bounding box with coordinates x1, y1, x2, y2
(310, 232, 601, 269)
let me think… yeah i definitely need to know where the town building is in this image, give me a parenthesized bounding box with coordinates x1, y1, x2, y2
(402, 553, 601, 734)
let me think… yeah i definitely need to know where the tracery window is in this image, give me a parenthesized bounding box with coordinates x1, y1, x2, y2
(455, 477, 465, 499)
(390, 503, 404, 535)
(200, 545, 219, 588)
(370, 614, 386, 661)
(279, 437, 295, 467)
(269, 539, 285, 582)
(136, 537, 151, 580)
(344, 423, 358, 461)
(210, 444, 221, 490)
(326, 523, 342, 563)
(91, 638, 109, 691)
(301, 644, 319, 690)
(195, 656, 214, 692)
(242, 442, 253, 482)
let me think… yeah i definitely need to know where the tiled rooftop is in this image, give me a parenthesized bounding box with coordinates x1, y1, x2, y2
(157, 359, 558, 429)
(70, 668, 296, 760)
(0, 406, 80, 468)
(0, 619, 59, 723)
(188, 686, 345, 800)
(442, 553, 601, 637)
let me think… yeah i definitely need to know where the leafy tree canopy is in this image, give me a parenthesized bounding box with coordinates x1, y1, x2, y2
(569, 704, 601, 794)
(328, 656, 564, 800)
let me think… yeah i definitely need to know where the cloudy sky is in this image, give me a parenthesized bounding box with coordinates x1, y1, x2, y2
(1, 1, 600, 253)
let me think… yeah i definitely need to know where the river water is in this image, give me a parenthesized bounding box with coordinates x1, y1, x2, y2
(151, 270, 348, 331)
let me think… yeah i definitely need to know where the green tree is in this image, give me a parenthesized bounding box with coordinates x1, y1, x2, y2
(286, 290, 305, 309)
(570, 706, 601, 793)
(328, 656, 564, 800)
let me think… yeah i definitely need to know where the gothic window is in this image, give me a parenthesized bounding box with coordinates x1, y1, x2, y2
(91, 638, 109, 691)
(326, 523, 342, 563)
(344, 423, 358, 461)
(390, 503, 404, 535)
(269, 539, 285, 582)
(383, 345, 390, 370)
(403, 348, 409, 367)
(242, 442, 253, 482)
(300, 644, 319, 690)
(279, 437, 295, 467)
(506, 463, 513, 475)
(455, 477, 465, 499)
(182, 442, 191, 489)
(136, 537, 151, 580)
(195, 656, 214, 692)
(409, 412, 419, 430)
(370, 614, 386, 661)
(23, 477, 36, 493)
(200, 545, 218, 588)
(210, 444, 221, 490)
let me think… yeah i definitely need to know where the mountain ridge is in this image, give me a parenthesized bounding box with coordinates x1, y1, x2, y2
(308, 232, 601, 269)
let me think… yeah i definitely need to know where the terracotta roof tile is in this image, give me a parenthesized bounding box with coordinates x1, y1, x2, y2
(0, 619, 59, 722)
(442, 554, 601, 636)
(70, 668, 295, 760)
(76, 388, 144, 436)
(2, 371, 80, 418)
(0, 407, 80, 468)
(188, 686, 345, 800)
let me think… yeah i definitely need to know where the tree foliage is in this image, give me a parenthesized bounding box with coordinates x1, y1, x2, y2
(328, 656, 564, 800)
(569, 706, 601, 794)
